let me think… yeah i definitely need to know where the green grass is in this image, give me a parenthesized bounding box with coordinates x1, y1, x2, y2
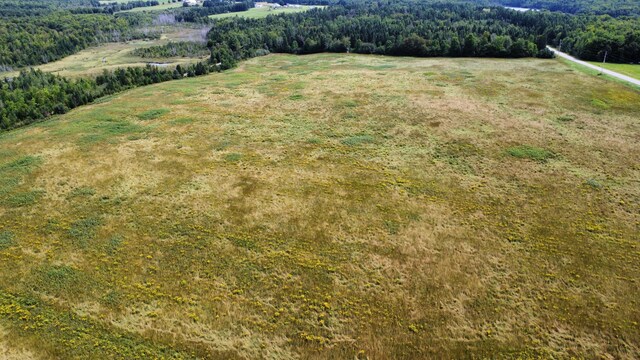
(0, 155, 40, 174)
(100, 0, 174, 3)
(341, 134, 375, 146)
(224, 152, 243, 162)
(208, 5, 321, 20)
(0, 231, 15, 250)
(507, 145, 556, 162)
(0, 54, 638, 359)
(588, 61, 640, 80)
(137, 108, 170, 120)
(68, 217, 102, 248)
(118, 1, 183, 13)
(557, 58, 640, 92)
(68, 186, 96, 198)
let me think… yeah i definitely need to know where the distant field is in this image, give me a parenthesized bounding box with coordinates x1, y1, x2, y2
(100, 0, 174, 3)
(0, 26, 210, 78)
(0, 54, 638, 358)
(118, 1, 183, 12)
(587, 61, 640, 80)
(209, 5, 321, 19)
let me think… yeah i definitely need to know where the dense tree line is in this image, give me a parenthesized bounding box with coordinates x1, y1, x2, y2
(70, 1, 162, 14)
(489, 0, 640, 17)
(0, 0, 160, 69)
(0, 0, 99, 16)
(0, 62, 218, 130)
(205, 1, 638, 64)
(0, 70, 98, 129)
(0, 12, 140, 68)
(132, 42, 210, 58)
(547, 15, 640, 62)
(207, 2, 553, 65)
(171, 0, 255, 22)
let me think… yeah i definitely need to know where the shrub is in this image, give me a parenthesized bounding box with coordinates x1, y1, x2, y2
(507, 145, 556, 162)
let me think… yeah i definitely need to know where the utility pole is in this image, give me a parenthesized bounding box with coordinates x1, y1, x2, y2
(558, 40, 562, 52)
(599, 50, 607, 75)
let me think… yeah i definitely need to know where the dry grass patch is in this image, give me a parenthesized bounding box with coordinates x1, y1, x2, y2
(0, 53, 638, 359)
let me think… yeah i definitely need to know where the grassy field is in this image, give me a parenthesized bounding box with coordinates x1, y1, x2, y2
(587, 61, 640, 80)
(208, 5, 321, 20)
(100, 0, 174, 4)
(0, 53, 638, 359)
(118, 1, 183, 13)
(0, 26, 210, 79)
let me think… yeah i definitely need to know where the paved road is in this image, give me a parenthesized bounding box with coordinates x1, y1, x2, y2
(548, 47, 640, 87)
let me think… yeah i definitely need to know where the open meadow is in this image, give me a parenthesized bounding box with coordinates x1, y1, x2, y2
(0, 53, 638, 359)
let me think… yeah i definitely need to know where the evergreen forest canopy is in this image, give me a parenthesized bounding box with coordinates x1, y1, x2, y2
(207, 2, 555, 63)
(206, 1, 640, 64)
(490, 0, 640, 17)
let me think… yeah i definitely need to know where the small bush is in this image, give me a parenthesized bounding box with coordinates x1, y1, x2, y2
(585, 178, 602, 189)
(556, 115, 575, 122)
(342, 134, 375, 146)
(507, 145, 556, 162)
(224, 153, 243, 162)
(536, 48, 555, 59)
(4, 190, 43, 207)
(68, 217, 102, 247)
(0, 231, 15, 250)
(69, 187, 96, 198)
(31, 264, 82, 298)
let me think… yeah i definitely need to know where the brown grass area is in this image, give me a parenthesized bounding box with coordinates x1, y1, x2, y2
(0, 54, 638, 359)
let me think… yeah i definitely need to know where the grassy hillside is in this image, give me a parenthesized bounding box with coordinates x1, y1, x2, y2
(0, 54, 638, 359)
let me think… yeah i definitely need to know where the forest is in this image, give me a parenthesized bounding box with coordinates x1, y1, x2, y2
(551, 15, 640, 62)
(0, 3, 155, 69)
(206, 2, 556, 63)
(131, 42, 210, 58)
(491, 0, 640, 16)
(0, 63, 217, 130)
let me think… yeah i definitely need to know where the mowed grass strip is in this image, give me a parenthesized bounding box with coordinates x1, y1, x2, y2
(0, 53, 638, 359)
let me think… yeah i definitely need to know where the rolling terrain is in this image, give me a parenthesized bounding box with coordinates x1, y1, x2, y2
(0, 54, 638, 359)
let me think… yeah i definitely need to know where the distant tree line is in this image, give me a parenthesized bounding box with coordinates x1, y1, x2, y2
(171, 0, 254, 22)
(71, 1, 161, 14)
(0, 5, 157, 69)
(0, 62, 218, 130)
(489, 0, 640, 17)
(132, 42, 210, 58)
(206, 2, 554, 67)
(546, 15, 640, 63)
(204, 1, 639, 65)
